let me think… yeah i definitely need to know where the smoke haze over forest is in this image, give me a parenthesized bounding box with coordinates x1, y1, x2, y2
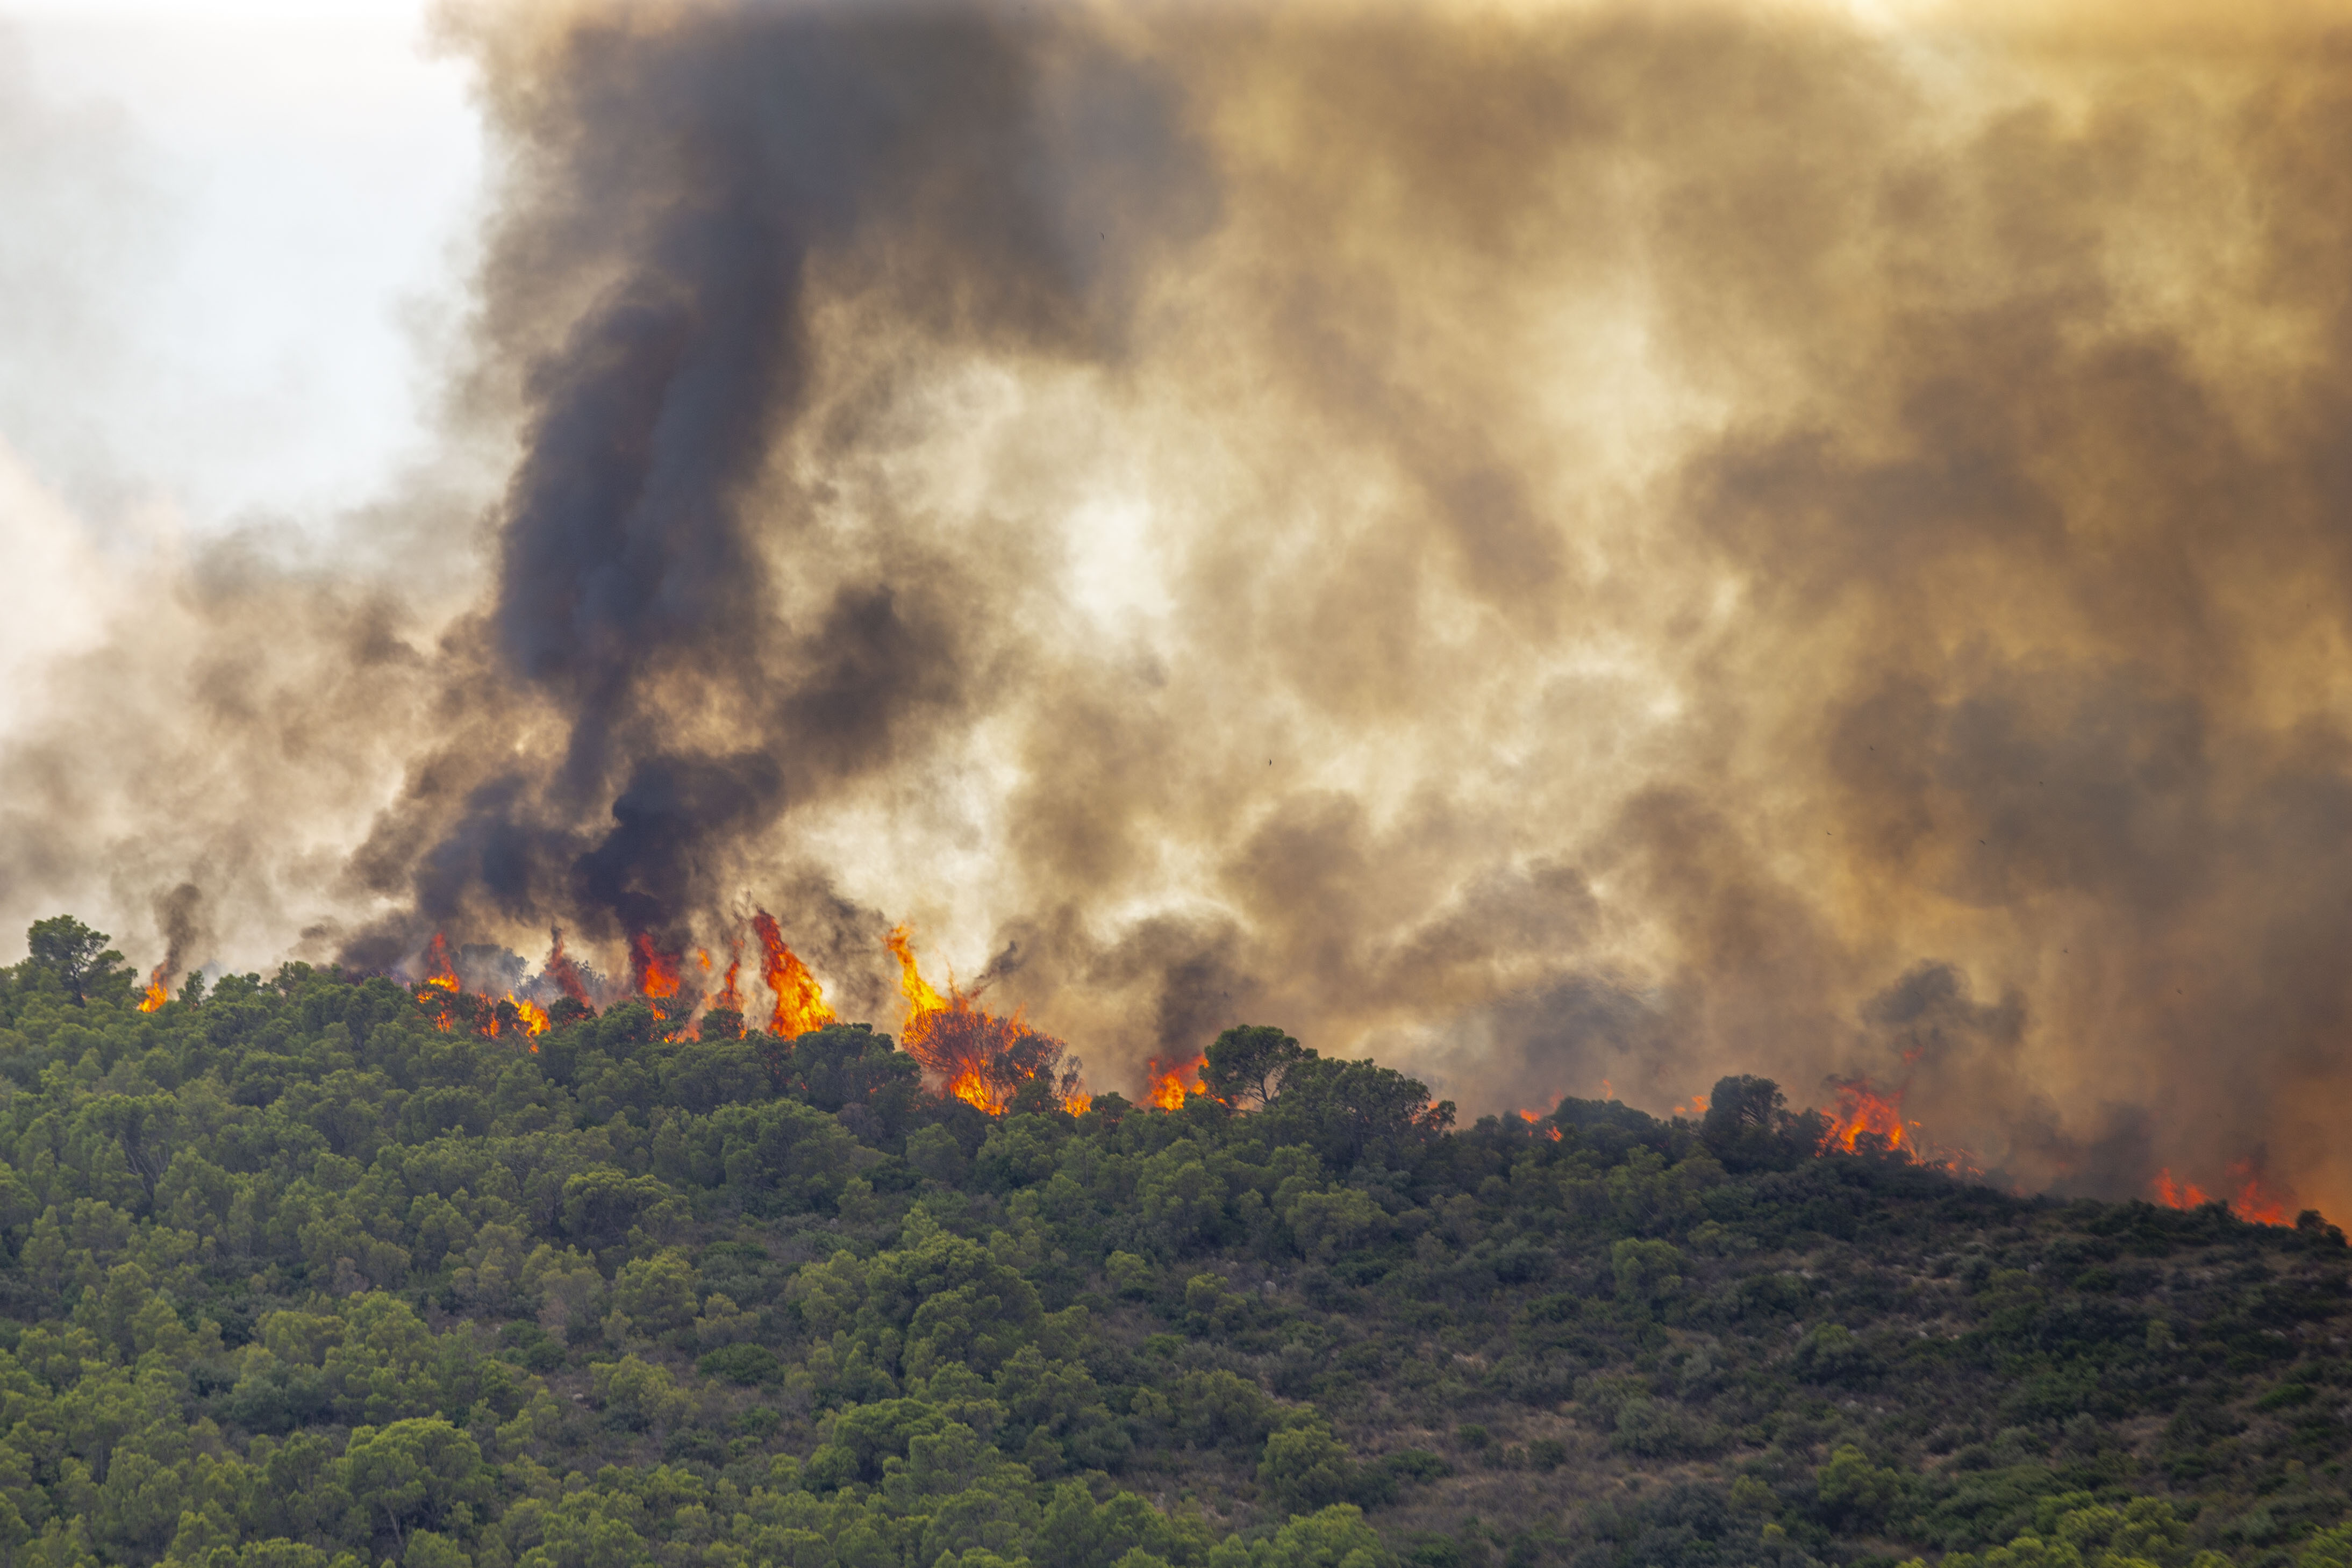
(6, 0, 2352, 1216)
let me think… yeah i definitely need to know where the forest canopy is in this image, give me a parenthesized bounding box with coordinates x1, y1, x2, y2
(0, 918, 2348, 1568)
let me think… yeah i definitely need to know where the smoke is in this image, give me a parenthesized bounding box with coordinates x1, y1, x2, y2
(9, 0, 2352, 1213)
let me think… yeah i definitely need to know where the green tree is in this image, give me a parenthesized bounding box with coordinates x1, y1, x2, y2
(1202, 1026, 1309, 1109)
(24, 917, 131, 1006)
(342, 1417, 484, 1552)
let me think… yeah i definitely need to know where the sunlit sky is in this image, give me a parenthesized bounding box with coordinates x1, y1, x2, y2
(0, 0, 480, 540)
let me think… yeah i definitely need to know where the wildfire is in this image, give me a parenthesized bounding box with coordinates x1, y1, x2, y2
(2154, 1161, 2296, 1225)
(543, 928, 590, 1003)
(1820, 1076, 1911, 1155)
(754, 911, 837, 1039)
(629, 933, 682, 1017)
(888, 924, 1085, 1114)
(888, 923, 948, 1019)
(2154, 1169, 2212, 1209)
(1148, 1055, 1206, 1110)
(138, 965, 170, 1012)
(411, 935, 466, 1032)
(2227, 1159, 2295, 1225)
(511, 996, 549, 1038)
(716, 940, 742, 1012)
(420, 933, 462, 993)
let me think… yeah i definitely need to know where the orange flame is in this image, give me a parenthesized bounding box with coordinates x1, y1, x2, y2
(716, 939, 742, 1012)
(542, 928, 590, 1004)
(2154, 1168, 2212, 1209)
(1820, 1077, 1910, 1154)
(753, 911, 837, 1039)
(888, 925, 1084, 1114)
(1517, 1108, 1539, 1122)
(629, 933, 682, 1018)
(2159, 1161, 2297, 1224)
(138, 965, 169, 1012)
(420, 933, 462, 993)
(2227, 1159, 2296, 1225)
(888, 923, 949, 1021)
(410, 934, 465, 1031)
(1147, 1055, 1206, 1110)
(401, 936, 551, 1047)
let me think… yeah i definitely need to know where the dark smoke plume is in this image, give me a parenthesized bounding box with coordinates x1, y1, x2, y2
(8, 1, 2352, 1215)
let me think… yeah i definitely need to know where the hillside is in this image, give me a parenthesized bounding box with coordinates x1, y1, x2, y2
(0, 920, 2348, 1568)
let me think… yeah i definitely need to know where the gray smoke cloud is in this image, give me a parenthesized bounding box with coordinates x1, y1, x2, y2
(7, 0, 2352, 1216)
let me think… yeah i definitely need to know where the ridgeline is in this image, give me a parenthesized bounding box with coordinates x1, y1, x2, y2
(0, 918, 2347, 1568)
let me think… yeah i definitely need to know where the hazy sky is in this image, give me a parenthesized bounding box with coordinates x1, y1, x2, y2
(0, 0, 480, 539)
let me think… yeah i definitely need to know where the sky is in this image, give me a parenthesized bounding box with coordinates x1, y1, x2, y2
(0, 0, 480, 542)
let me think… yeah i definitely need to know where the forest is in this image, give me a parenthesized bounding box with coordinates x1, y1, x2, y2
(0, 916, 2348, 1568)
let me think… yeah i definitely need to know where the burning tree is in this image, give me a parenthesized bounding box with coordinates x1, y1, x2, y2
(889, 925, 1085, 1114)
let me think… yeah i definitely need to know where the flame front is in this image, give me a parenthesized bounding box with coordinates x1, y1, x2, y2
(2155, 1161, 2296, 1224)
(753, 911, 837, 1039)
(512, 996, 549, 1039)
(138, 965, 169, 1012)
(2228, 1159, 2295, 1225)
(2154, 1169, 2212, 1209)
(1821, 1077, 1910, 1154)
(890, 925, 1084, 1115)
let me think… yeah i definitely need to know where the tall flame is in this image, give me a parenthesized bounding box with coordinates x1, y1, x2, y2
(754, 911, 837, 1039)
(511, 996, 549, 1039)
(888, 923, 949, 1022)
(629, 933, 682, 1017)
(716, 939, 742, 1012)
(420, 933, 462, 993)
(138, 965, 169, 1012)
(888, 924, 1084, 1114)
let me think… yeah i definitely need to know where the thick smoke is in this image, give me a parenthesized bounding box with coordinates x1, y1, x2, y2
(8, 1, 2352, 1214)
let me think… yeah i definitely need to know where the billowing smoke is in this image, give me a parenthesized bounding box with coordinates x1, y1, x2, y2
(8, 0, 2352, 1214)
